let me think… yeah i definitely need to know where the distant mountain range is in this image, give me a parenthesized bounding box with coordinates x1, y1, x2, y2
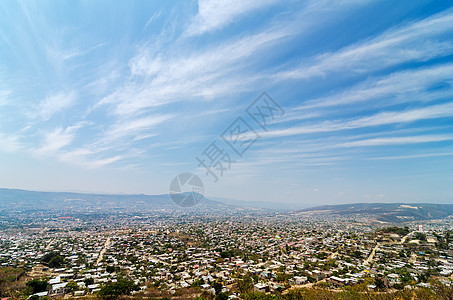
(0, 188, 225, 212)
(296, 202, 453, 223)
(209, 196, 308, 210)
(0, 188, 303, 212)
(0, 188, 452, 222)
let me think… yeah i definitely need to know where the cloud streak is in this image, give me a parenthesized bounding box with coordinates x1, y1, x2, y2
(277, 8, 453, 80)
(32, 92, 76, 121)
(337, 135, 453, 147)
(186, 0, 278, 36)
(266, 101, 453, 138)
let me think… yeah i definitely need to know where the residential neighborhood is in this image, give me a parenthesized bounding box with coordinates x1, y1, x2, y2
(1, 209, 453, 299)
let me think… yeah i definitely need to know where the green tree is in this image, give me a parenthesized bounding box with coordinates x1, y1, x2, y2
(26, 279, 48, 294)
(374, 277, 385, 290)
(414, 232, 427, 241)
(215, 292, 229, 300)
(84, 277, 94, 286)
(65, 281, 78, 294)
(98, 278, 139, 299)
(41, 252, 65, 268)
(237, 275, 254, 293)
(212, 281, 223, 295)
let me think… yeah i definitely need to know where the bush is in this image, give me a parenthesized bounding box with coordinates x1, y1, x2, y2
(41, 252, 65, 268)
(215, 292, 229, 300)
(26, 279, 48, 294)
(98, 278, 139, 299)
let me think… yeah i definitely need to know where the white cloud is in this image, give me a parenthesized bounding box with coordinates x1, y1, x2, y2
(0, 133, 21, 153)
(372, 152, 453, 160)
(277, 8, 453, 80)
(97, 0, 380, 118)
(144, 10, 162, 30)
(265, 101, 453, 137)
(59, 148, 125, 169)
(0, 89, 11, 106)
(102, 114, 174, 143)
(102, 28, 292, 116)
(337, 135, 453, 147)
(35, 125, 80, 155)
(34, 92, 76, 120)
(186, 0, 278, 36)
(296, 63, 453, 111)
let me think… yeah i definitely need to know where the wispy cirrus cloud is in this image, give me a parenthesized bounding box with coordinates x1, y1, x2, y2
(58, 148, 128, 169)
(0, 132, 21, 153)
(337, 135, 453, 147)
(186, 0, 278, 36)
(34, 125, 81, 155)
(101, 114, 174, 144)
(372, 152, 453, 160)
(277, 8, 453, 80)
(266, 101, 453, 137)
(297, 63, 453, 111)
(0, 89, 11, 106)
(100, 0, 376, 118)
(100, 29, 293, 116)
(32, 92, 76, 121)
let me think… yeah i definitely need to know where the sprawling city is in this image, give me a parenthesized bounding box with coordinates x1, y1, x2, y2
(1, 196, 453, 299)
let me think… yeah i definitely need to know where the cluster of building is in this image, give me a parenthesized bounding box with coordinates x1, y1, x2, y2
(1, 211, 453, 298)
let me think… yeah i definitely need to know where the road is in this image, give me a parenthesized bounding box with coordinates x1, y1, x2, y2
(408, 252, 417, 264)
(363, 243, 381, 266)
(96, 237, 111, 265)
(399, 232, 412, 244)
(45, 238, 55, 250)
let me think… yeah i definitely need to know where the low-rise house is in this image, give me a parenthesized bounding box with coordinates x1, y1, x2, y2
(254, 283, 269, 292)
(329, 276, 346, 286)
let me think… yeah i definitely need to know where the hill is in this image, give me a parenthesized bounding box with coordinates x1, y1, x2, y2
(296, 202, 453, 223)
(0, 188, 228, 212)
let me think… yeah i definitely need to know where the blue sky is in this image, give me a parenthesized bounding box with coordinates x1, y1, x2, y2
(1, 0, 453, 206)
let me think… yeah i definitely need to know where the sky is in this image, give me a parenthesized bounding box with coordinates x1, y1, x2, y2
(1, 0, 453, 206)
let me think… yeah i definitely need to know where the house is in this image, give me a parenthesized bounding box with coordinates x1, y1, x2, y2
(329, 276, 346, 286)
(254, 283, 269, 292)
(51, 282, 67, 295)
(49, 276, 61, 285)
(28, 291, 48, 299)
(291, 276, 308, 285)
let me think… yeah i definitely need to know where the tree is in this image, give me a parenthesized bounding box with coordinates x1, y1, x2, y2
(84, 277, 94, 286)
(65, 281, 78, 294)
(212, 281, 223, 295)
(374, 277, 385, 290)
(98, 278, 139, 299)
(414, 232, 427, 241)
(237, 275, 254, 293)
(191, 278, 204, 287)
(243, 291, 274, 300)
(41, 252, 65, 268)
(215, 292, 228, 300)
(48, 256, 65, 268)
(26, 279, 48, 294)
